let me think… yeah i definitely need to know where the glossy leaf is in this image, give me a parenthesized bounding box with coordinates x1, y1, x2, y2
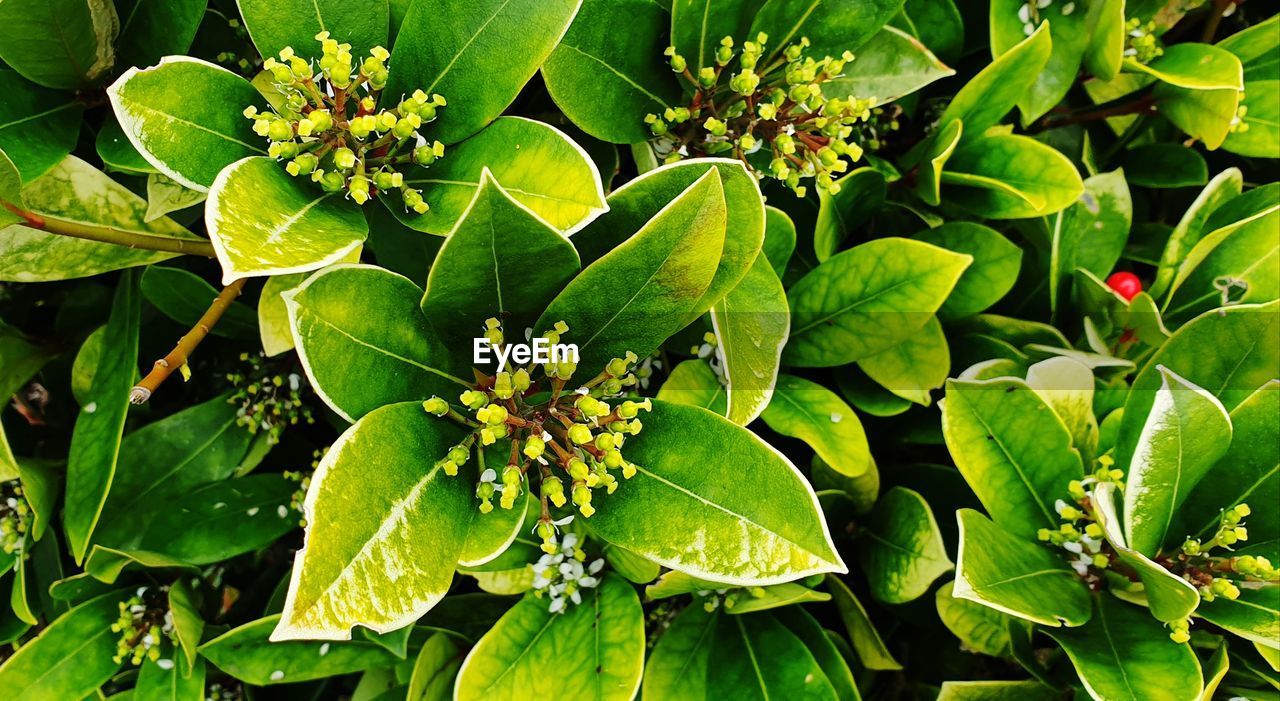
(813, 167, 886, 263)
(916, 118, 963, 206)
(1196, 586, 1280, 648)
(936, 580, 1012, 656)
(1223, 79, 1280, 157)
(536, 169, 727, 371)
(201, 615, 397, 684)
(991, 1, 1091, 124)
(287, 264, 468, 422)
(145, 172, 206, 222)
(785, 237, 971, 366)
(670, 0, 761, 74)
(0, 156, 200, 282)
(1126, 43, 1244, 91)
(0, 0, 118, 90)
(941, 378, 1084, 536)
(114, 0, 207, 69)
(1123, 367, 1231, 556)
(455, 574, 644, 701)
(108, 57, 267, 191)
(942, 133, 1085, 219)
(656, 359, 727, 415)
(828, 26, 953, 102)
(859, 487, 952, 604)
(0, 70, 84, 182)
(543, 0, 682, 143)
(394, 117, 607, 236)
(272, 403, 473, 640)
(1165, 205, 1279, 321)
(385, 0, 581, 144)
(1025, 357, 1098, 459)
(207, 157, 367, 282)
(591, 400, 845, 585)
(937, 681, 1059, 700)
(826, 573, 901, 670)
(238, 0, 388, 60)
(916, 222, 1023, 321)
(140, 266, 257, 339)
(712, 253, 789, 425)
(1120, 144, 1208, 189)
(641, 603, 715, 700)
(750, 0, 905, 62)
(1150, 168, 1244, 298)
(954, 509, 1091, 626)
(706, 612, 839, 700)
(1152, 83, 1240, 150)
(422, 171, 580, 346)
(761, 374, 871, 477)
(1050, 169, 1132, 311)
(134, 655, 205, 701)
(1046, 594, 1204, 701)
(762, 205, 797, 276)
(140, 474, 297, 565)
(63, 272, 140, 564)
(0, 590, 124, 698)
(936, 23, 1051, 137)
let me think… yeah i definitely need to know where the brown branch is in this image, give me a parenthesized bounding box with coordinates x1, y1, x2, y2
(129, 279, 247, 404)
(5, 202, 216, 257)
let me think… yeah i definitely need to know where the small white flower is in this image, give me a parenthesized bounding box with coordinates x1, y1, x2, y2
(1023, 22, 1035, 36)
(246, 507, 260, 516)
(1062, 2, 1075, 14)
(1017, 3, 1031, 22)
(548, 597, 566, 613)
(1054, 499, 1069, 516)
(319, 643, 330, 656)
(588, 559, 604, 574)
(1063, 541, 1084, 554)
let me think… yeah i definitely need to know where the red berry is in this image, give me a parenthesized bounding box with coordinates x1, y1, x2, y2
(1107, 272, 1142, 301)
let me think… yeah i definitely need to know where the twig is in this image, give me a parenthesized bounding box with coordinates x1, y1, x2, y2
(4, 202, 216, 257)
(1201, 0, 1234, 42)
(129, 279, 247, 404)
(1033, 95, 1157, 131)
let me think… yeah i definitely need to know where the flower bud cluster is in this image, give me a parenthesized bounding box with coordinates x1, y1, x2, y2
(0, 480, 31, 557)
(246, 33, 447, 213)
(647, 33, 878, 196)
(1124, 19, 1163, 64)
(111, 587, 176, 666)
(226, 352, 314, 445)
(283, 448, 324, 527)
(531, 532, 605, 613)
(423, 318, 653, 544)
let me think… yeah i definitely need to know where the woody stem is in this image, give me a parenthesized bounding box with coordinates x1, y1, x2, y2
(4, 202, 217, 257)
(129, 279, 248, 404)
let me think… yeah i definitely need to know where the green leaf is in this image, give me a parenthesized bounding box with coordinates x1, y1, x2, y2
(785, 237, 971, 366)
(1046, 594, 1204, 701)
(1150, 168, 1243, 299)
(602, 544, 661, 585)
(938, 681, 1059, 700)
(385, 0, 581, 144)
(814, 167, 886, 263)
(657, 359, 727, 415)
(168, 579, 203, 672)
(407, 632, 464, 701)
(273, 403, 475, 640)
(942, 133, 1085, 219)
(670, 0, 762, 72)
(916, 222, 1023, 321)
(1049, 169, 1132, 311)
(591, 400, 845, 585)
(771, 606, 859, 701)
(1152, 83, 1240, 150)
(393, 117, 607, 236)
(953, 509, 1091, 626)
(1223, 79, 1280, 157)
(761, 374, 870, 477)
(0, 590, 124, 698)
(936, 22, 1051, 137)
(95, 394, 256, 549)
(991, 3, 1092, 124)
(1122, 367, 1231, 556)
(97, 115, 156, 177)
(455, 574, 644, 701)
(936, 580, 1012, 656)
(1218, 14, 1280, 81)
(826, 573, 901, 670)
(1196, 586, 1280, 649)
(0, 0, 118, 90)
(750, 0, 905, 62)
(707, 612, 839, 700)
(114, 0, 207, 69)
(536, 168, 727, 371)
(1125, 43, 1244, 91)
(63, 271, 140, 564)
(145, 173, 206, 222)
(1120, 144, 1208, 189)
(287, 264, 468, 422)
(712, 253, 789, 425)
(200, 615, 398, 684)
(858, 317, 950, 403)
(1089, 482, 1200, 622)
(207, 156, 367, 282)
(1184, 381, 1279, 542)
(1083, 0, 1124, 81)
(941, 377, 1084, 536)
(140, 266, 257, 340)
(422, 171, 580, 346)
(258, 249, 362, 357)
(1025, 357, 1098, 460)
(827, 26, 953, 103)
(915, 117, 963, 206)
(571, 158, 764, 316)
(0, 70, 84, 183)
(81, 545, 196, 583)
(238, 0, 388, 61)
(543, 0, 682, 143)
(108, 57, 268, 191)
(0, 156, 201, 282)
(139, 474, 297, 565)
(641, 603, 715, 700)
(762, 205, 796, 276)
(859, 486, 952, 604)
(134, 655, 205, 701)
(457, 449, 528, 568)
(1165, 205, 1279, 321)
